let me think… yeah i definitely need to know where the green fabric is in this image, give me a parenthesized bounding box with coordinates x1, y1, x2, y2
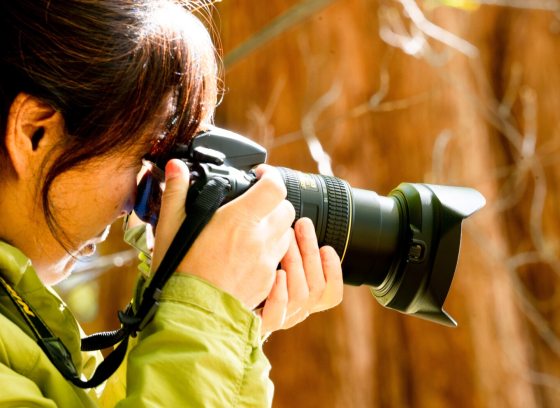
(0, 241, 273, 407)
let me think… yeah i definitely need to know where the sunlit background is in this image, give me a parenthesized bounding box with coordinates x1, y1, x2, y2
(56, 1, 560, 406)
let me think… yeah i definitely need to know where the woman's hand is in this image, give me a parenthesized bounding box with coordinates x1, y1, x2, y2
(258, 218, 343, 338)
(152, 159, 343, 330)
(152, 159, 295, 310)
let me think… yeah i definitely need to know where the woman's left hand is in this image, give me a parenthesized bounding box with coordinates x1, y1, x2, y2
(258, 217, 344, 338)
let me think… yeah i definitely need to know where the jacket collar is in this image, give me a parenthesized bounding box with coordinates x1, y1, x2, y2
(0, 241, 34, 287)
(0, 240, 85, 372)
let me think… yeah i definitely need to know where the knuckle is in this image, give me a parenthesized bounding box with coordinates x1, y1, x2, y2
(335, 292, 343, 306)
(301, 244, 321, 260)
(282, 200, 296, 222)
(308, 280, 326, 298)
(259, 171, 287, 199)
(162, 180, 187, 199)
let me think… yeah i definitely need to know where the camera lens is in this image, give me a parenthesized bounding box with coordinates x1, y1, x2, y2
(277, 167, 485, 326)
(277, 168, 400, 287)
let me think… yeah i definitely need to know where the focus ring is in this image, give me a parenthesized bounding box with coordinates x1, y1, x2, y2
(278, 167, 301, 220)
(323, 176, 351, 258)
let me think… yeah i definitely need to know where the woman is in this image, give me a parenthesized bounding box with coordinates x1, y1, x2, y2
(0, 0, 343, 406)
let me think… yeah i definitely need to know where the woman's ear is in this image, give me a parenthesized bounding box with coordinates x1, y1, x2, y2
(4, 93, 65, 178)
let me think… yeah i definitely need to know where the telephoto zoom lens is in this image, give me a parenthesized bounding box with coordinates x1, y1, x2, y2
(277, 168, 485, 327)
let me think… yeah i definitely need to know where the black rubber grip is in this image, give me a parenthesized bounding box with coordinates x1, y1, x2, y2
(322, 176, 351, 257)
(279, 167, 302, 220)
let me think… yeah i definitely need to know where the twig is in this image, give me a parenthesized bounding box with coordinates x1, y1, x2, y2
(396, 0, 479, 58)
(223, 0, 336, 69)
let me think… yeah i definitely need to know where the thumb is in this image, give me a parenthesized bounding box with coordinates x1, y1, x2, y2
(151, 159, 190, 271)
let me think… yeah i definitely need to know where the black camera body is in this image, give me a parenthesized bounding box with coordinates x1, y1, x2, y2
(135, 127, 486, 326)
(179, 127, 265, 206)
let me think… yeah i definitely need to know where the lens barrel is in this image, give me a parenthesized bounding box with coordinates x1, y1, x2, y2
(277, 168, 401, 287)
(277, 167, 485, 327)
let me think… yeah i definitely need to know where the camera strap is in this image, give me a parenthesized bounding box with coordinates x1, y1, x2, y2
(0, 177, 231, 389)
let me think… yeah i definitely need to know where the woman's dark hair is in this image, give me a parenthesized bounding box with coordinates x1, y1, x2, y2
(0, 0, 219, 247)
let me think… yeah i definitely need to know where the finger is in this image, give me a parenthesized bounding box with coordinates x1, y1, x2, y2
(264, 227, 294, 273)
(313, 245, 344, 312)
(260, 270, 288, 335)
(258, 200, 296, 267)
(264, 199, 296, 239)
(282, 246, 343, 328)
(253, 163, 278, 180)
(235, 164, 287, 219)
(280, 230, 309, 316)
(152, 159, 190, 270)
(294, 218, 325, 305)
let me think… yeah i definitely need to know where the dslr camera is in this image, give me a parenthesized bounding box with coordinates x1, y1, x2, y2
(134, 127, 485, 326)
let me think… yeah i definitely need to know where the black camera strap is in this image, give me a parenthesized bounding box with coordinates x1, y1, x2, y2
(0, 177, 231, 388)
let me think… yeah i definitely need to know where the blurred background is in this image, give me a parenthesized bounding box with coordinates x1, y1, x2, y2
(57, 0, 560, 407)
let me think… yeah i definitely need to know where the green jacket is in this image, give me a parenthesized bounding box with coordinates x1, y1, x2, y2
(0, 241, 273, 406)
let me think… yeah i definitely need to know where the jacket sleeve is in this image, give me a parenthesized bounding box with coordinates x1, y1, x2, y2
(113, 274, 274, 408)
(0, 362, 57, 408)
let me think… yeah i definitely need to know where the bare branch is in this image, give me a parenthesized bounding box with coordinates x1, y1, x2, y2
(431, 130, 454, 183)
(300, 82, 342, 175)
(246, 77, 287, 149)
(223, 0, 336, 69)
(396, 0, 479, 58)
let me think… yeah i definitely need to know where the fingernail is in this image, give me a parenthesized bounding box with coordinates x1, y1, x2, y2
(165, 160, 181, 181)
(302, 217, 314, 227)
(296, 217, 314, 234)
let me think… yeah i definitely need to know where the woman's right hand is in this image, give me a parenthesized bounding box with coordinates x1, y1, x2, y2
(151, 159, 295, 310)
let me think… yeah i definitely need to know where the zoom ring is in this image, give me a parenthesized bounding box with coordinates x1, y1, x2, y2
(278, 168, 302, 220)
(323, 176, 351, 258)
